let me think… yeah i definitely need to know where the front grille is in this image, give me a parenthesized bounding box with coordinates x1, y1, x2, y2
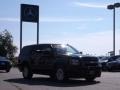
(84, 62, 98, 67)
(82, 57, 98, 62)
(81, 57, 98, 67)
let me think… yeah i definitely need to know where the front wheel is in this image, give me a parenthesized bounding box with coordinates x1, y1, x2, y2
(22, 66, 33, 79)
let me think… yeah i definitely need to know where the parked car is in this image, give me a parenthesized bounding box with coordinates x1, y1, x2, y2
(0, 56, 12, 72)
(106, 55, 120, 71)
(18, 44, 101, 81)
(98, 56, 109, 71)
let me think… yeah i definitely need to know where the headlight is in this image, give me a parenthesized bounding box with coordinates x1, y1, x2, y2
(71, 59, 79, 65)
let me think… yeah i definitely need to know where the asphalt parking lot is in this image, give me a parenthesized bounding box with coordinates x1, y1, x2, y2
(1, 68, 120, 90)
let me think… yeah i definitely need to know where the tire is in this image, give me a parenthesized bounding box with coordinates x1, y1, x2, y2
(85, 77, 95, 82)
(55, 68, 65, 81)
(22, 66, 33, 79)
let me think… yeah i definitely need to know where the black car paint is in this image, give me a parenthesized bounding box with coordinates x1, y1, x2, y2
(18, 44, 101, 80)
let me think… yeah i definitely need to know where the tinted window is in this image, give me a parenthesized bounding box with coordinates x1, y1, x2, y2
(31, 45, 52, 54)
(53, 44, 79, 54)
(20, 46, 34, 56)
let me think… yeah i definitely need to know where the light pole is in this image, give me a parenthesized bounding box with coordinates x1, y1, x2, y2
(107, 3, 120, 56)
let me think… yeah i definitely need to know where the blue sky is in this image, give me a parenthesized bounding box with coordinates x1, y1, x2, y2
(0, 0, 120, 56)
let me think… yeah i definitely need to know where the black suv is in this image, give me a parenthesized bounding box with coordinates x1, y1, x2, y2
(18, 44, 101, 81)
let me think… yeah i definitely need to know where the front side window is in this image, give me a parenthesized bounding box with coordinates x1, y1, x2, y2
(53, 44, 79, 55)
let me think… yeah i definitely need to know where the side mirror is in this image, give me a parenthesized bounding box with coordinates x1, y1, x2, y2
(79, 52, 83, 54)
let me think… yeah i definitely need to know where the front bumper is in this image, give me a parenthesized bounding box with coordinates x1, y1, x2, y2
(67, 65, 101, 78)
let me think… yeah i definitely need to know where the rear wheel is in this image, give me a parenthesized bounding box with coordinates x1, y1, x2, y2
(55, 68, 65, 81)
(22, 66, 33, 79)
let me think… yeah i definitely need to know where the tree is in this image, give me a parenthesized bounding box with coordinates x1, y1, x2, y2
(0, 30, 17, 60)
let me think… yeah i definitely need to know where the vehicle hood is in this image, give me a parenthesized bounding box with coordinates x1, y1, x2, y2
(63, 53, 98, 61)
(99, 60, 108, 63)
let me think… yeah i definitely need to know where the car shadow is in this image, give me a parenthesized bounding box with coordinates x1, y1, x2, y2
(4, 77, 100, 87)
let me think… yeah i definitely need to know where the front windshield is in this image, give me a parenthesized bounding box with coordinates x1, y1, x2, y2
(53, 44, 79, 54)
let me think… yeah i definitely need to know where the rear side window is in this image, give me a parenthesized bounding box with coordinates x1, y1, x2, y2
(19, 44, 52, 57)
(39, 45, 51, 51)
(20, 46, 33, 56)
(32, 45, 52, 52)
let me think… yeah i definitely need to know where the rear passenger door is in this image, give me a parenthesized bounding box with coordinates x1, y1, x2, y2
(31, 45, 53, 72)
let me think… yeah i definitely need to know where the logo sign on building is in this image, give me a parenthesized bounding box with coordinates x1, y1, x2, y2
(21, 4, 39, 22)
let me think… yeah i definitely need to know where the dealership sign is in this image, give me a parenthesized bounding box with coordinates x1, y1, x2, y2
(20, 4, 39, 51)
(21, 4, 39, 22)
